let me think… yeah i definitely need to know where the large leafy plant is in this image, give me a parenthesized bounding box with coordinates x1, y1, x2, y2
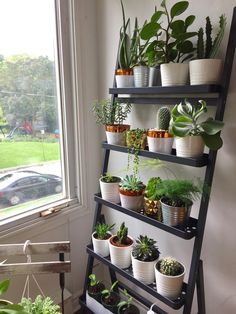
(140, 0, 197, 64)
(170, 99, 224, 150)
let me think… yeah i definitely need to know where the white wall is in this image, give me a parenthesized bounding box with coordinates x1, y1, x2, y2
(96, 1, 236, 313)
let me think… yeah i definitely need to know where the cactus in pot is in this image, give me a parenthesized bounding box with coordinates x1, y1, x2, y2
(157, 107, 171, 131)
(159, 257, 184, 276)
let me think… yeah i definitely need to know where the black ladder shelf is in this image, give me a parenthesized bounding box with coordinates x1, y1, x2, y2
(79, 7, 236, 314)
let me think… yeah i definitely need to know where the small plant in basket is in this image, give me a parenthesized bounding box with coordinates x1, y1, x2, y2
(117, 289, 140, 314)
(92, 222, 115, 257)
(101, 281, 120, 312)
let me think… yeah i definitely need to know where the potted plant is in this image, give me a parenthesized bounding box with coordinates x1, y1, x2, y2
(155, 257, 185, 300)
(147, 107, 174, 154)
(101, 281, 120, 313)
(189, 14, 227, 85)
(109, 222, 134, 269)
(20, 295, 61, 314)
(170, 99, 224, 157)
(131, 235, 160, 285)
(119, 175, 146, 211)
(92, 98, 131, 145)
(158, 179, 201, 226)
(100, 173, 121, 204)
(117, 290, 140, 314)
(87, 274, 105, 302)
(92, 222, 115, 257)
(140, 0, 197, 86)
(144, 177, 163, 220)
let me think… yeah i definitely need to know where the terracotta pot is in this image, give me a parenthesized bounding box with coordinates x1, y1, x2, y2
(119, 188, 145, 211)
(109, 235, 134, 269)
(105, 124, 130, 146)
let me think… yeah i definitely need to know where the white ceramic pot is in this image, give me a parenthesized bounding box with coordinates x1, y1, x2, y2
(160, 63, 189, 86)
(175, 135, 205, 158)
(109, 235, 134, 269)
(131, 255, 158, 284)
(119, 192, 144, 211)
(155, 260, 185, 300)
(92, 231, 112, 257)
(147, 136, 174, 154)
(115, 75, 134, 88)
(99, 177, 121, 204)
(189, 59, 222, 85)
(133, 65, 149, 87)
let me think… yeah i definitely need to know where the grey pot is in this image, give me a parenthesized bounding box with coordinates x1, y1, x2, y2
(133, 65, 149, 87)
(160, 197, 192, 226)
(148, 66, 161, 86)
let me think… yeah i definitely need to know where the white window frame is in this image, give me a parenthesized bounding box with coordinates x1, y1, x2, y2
(0, 0, 87, 233)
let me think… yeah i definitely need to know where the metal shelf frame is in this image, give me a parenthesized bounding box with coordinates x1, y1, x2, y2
(80, 7, 236, 314)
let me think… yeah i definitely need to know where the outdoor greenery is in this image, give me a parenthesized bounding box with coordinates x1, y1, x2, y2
(132, 235, 160, 262)
(0, 141, 59, 169)
(0, 54, 58, 133)
(94, 222, 115, 240)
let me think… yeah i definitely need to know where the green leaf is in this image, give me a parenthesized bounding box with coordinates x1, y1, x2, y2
(201, 118, 224, 135)
(202, 133, 223, 150)
(0, 280, 10, 296)
(174, 32, 197, 41)
(171, 123, 192, 137)
(151, 11, 164, 23)
(185, 15, 195, 27)
(170, 1, 189, 19)
(171, 20, 185, 34)
(140, 22, 161, 40)
(177, 40, 194, 53)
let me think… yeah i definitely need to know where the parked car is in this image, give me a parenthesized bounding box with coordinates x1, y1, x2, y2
(0, 171, 62, 206)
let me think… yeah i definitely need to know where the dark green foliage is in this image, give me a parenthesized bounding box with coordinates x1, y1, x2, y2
(132, 235, 160, 262)
(145, 177, 163, 200)
(157, 107, 171, 130)
(92, 99, 131, 125)
(120, 175, 145, 192)
(158, 257, 183, 276)
(116, 222, 129, 245)
(101, 281, 118, 299)
(205, 17, 213, 58)
(197, 28, 204, 59)
(95, 222, 115, 240)
(100, 173, 121, 183)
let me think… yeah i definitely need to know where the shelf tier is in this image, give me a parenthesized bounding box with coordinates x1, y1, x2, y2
(94, 193, 197, 240)
(102, 142, 209, 167)
(86, 244, 187, 310)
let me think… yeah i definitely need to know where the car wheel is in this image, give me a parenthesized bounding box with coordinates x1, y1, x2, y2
(55, 185, 62, 193)
(9, 194, 22, 206)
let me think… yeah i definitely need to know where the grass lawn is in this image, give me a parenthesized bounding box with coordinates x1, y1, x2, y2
(0, 141, 60, 169)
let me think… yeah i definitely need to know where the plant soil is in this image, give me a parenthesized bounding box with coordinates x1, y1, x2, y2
(101, 292, 120, 311)
(119, 304, 140, 314)
(110, 235, 133, 247)
(88, 282, 105, 295)
(93, 233, 111, 240)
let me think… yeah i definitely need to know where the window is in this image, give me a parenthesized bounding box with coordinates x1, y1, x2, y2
(0, 0, 80, 227)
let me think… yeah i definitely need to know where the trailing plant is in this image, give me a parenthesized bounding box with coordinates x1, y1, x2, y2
(20, 295, 61, 314)
(116, 222, 129, 245)
(0, 279, 26, 314)
(157, 107, 171, 131)
(158, 179, 202, 207)
(94, 222, 115, 240)
(101, 281, 118, 299)
(92, 99, 131, 126)
(197, 14, 226, 59)
(140, 0, 197, 64)
(170, 99, 224, 150)
(132, 235, 160, 262)
(120, 175, 145, 193)
(145, 177, 163, 200)
(100, 173, 121, 183)
(158, 257, 183, 276)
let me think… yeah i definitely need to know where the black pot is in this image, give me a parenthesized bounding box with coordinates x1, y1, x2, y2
(88, 282, 105, 302)
(101, 292, 120, 313)
(118, 304, 140, 314)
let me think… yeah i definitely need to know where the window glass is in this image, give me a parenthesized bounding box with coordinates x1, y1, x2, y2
(0, 0, 64, 220)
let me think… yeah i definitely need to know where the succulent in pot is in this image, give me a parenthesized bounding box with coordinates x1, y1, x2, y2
(158, 179, 202, 226)
(190, 14, 227, 85)
(119, 175, 146, 211)
(140, 0, 197, 86)
(117, 289, 140, 314)
(100, 173, 121, 204)
(170, 99, 224, 157)
(131, 235, 160, 284)
(101, 281, 121, 312)
(155, 257, 185, 300)
(92, 222, 115, 257)
(109, 222, 134, 269)
(147, 107, 174, 154)
(92, 98, 131, 145)
(87, 273, 106, 302)
(144, 177, 163, 220)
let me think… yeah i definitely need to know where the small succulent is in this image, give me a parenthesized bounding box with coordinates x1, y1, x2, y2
(120, 175, 145, 192)
(100, 173, 121, 183)
(132, 235, 160, 262)
(157, 107, 171, 131)
(95, 222, 115, 240)
(158, 257, 183, 276)
(101, 281, 118, 299)
(89, 274, 100, 287)
(116, 222, 129, 245)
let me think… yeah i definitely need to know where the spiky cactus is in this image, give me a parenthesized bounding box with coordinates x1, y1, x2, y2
(156, 107, 171, 131)
(117, 222, 128, 245)
(159, 257, 183, 276)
